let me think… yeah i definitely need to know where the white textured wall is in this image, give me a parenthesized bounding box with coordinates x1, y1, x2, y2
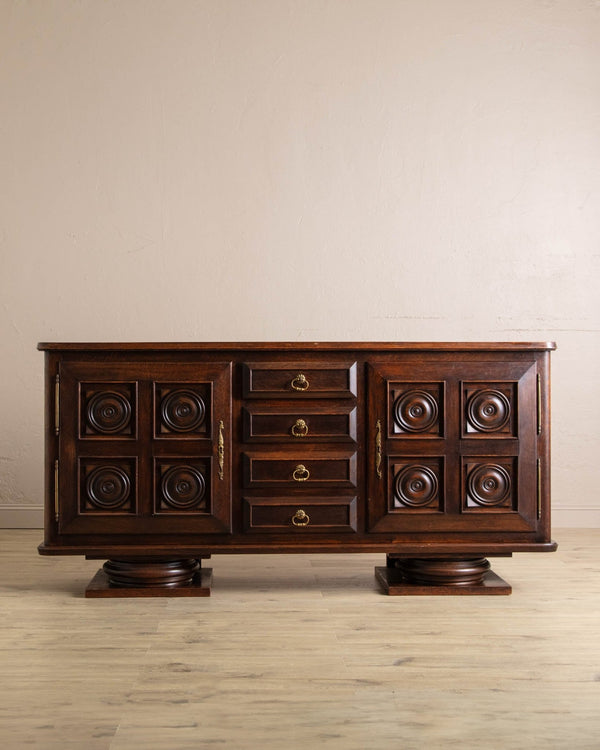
(1, 0, 598, 527)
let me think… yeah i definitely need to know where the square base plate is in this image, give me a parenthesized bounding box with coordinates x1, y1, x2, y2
(375, 566, 511, 595)
(85, 568, 213, 598)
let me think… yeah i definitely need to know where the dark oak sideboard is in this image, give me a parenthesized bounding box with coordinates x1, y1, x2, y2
(38, 342, 556, 597)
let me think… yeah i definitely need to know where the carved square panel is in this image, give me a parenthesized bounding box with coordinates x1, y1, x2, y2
(463, 458, 517, 512)
(80, 383, 136, 438)
(154, 383, 212, 438)
(154, 460, 211, 514)
(79, 459, 136, 514)
(388, 382, 444, 437)
(462, 382, 517, 437)
(389, 458, 444, 512)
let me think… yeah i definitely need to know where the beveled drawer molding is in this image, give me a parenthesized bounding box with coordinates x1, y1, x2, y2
(242, 405, 358, 443)
(243, 496, 358, 534)
(242, 361, 358, 398)
(242, 451, 358, 489)
(37, 341, 557, 597)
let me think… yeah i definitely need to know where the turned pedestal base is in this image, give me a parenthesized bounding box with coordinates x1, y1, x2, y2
(375, 556, 511, 595)
(85, 558, 212, 598)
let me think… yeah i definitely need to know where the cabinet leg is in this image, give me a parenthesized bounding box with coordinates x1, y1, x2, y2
(85, 557, 212, 598)
(376, 556, 511, 595)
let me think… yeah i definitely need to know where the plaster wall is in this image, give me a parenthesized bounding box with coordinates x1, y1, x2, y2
(1, 0, 599, 527)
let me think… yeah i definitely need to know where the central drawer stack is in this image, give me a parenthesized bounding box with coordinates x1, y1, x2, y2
(241, 360, 359, 534)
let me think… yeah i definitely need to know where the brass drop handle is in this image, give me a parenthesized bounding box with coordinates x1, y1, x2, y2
(291, 373, 309, 392)
(292, 464, 310, 482)
(291, 418, 309, 437)
(292, 509, 310, 527)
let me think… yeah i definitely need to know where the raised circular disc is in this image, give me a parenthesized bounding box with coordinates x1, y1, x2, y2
(160, 465, 206, 509)
(86, 465, 131, 508)
(161, 390, 206, 433)
(467, 389, 510, 432)
(87, 391, 131, 433)
(394, 390, 438, 433)
(394, 465, 439, 507)
(467, 463, 511, 506)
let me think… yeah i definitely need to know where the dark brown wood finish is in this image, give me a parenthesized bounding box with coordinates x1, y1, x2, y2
(38, 342, 556, 596)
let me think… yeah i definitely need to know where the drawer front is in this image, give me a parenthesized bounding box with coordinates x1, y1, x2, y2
(243, 497, 357, 533)
(242, 451, 358, 488)
(242, 405, 357, 442)
(243, 362, 357, 398)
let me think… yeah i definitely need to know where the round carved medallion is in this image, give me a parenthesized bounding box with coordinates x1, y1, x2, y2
(394, 465, 439, 507)
(160, 465, 206, 509)
(86, 391, 131, 434)
(161, 390, 206, 433)
(394, 390, 438, 433)
(85, 466, 131, 509)
(467, 389, 510, 433)
(467, 463, 511, 506)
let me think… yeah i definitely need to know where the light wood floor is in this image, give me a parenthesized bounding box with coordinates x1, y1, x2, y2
(0, 530, 598, 750)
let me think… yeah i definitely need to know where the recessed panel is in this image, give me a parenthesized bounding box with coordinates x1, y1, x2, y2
(80, 383, 136, 438)
(154, 460, 211, 514)
(389, 458, 445, 513)
(79, 458, 137, 514)
(463, 458, 517, 512)
(388, 382, 444, 437)
(463, 382, 517, 437)
(154, 383, 212, 438)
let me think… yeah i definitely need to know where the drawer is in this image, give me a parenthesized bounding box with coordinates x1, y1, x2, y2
(243, 496, 358, 533)
(242, 451, 358, 488)
(243, 361, 357, 398)
(242, 405, 357, 442)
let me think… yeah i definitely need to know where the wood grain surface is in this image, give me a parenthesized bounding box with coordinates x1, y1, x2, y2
(2, 528, 598, 749)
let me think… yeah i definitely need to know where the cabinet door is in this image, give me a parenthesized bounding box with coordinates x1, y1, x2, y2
(56, 361, 232, 535)
(367, 359, 539, 534)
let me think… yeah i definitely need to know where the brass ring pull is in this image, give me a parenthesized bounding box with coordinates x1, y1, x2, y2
(291, 418, 309, 437)
(291, 373, 309, 392)
(292, 509, 310, 527)
(292, 464, 310, 482)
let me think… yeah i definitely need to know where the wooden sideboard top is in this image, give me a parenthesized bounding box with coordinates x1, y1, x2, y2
(38, 341, 557, 352)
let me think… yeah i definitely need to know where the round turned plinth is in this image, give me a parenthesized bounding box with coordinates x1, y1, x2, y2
(396, 557, 491, 586)
(102, 558, 201, 588)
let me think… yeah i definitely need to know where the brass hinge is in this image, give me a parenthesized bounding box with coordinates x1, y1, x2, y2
(536, 373, 542, 435)
(537, 458, 542, 520)
(54, 374, 60, 436)
(54, 459, 60, 522)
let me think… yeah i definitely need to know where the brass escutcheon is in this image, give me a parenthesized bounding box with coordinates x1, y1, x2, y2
(217, 420, 225, 480)
(375, 419, 383, 479)
(292, 509, 310, 527)
(291, 373, 309, 391)
(292, 464, 310, 482)
(291, 418, 309, 437)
